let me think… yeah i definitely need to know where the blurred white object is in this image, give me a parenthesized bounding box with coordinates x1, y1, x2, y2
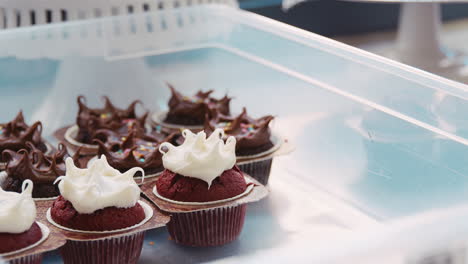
(392, 2, 468, 84)
(0, 0, 237, 28)
(283, 0, 468, 84)
(396, 3, 445, 68)
(282, 0, 310, 10)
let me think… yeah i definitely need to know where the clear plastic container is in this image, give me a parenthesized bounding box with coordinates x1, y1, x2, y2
(1, 5, 468, 263)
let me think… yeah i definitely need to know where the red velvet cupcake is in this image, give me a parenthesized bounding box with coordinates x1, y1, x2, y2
(0, 180, 48, 264)
(49, 156, 153, 264)
(155, 129, 251, 246)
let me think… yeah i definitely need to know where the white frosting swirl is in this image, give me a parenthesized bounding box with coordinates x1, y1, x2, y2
(0, 180, 36, 233)
(159, 129, 236, 187)
(56, 156, 144, 214)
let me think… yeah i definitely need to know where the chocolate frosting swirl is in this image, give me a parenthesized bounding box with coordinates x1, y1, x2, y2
(95, 129, 176, 175)
(204, 108, 274, 156)
(0, 111, 46, 162)
(164, 84, 231, 126)
(76, 96, 148, 144)
(1, 143, 78, 198)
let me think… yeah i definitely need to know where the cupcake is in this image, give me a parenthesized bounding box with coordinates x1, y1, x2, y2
(154, 129, 257, 246)
(64, 96, 168, 155)
(94, 129, 176, 177)
(75, 96, 147, 144)
(152, 84, 231, 129)
(1, 143, 77, 199)
(0, 111, 48, 164)
(0, 180, 49, 263)
(49, 156, 154, 264)
(204, 108, 277, 185)
(205, 107, 274, 156)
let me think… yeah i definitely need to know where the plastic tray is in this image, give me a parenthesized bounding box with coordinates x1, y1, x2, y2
(1, 5, 468, 263)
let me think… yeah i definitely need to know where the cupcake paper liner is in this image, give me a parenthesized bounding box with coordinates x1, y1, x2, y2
(168, 205, 247, 247)
(8, 253, 43, 264)
(60, 232, 145, 264)
(141, 174, 268, 247)
(236, 135, 293, 185)
(237, 158, 273, 185)
(32, 196, 59, 201)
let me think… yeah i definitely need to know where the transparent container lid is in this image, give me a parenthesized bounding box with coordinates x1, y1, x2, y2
(0, 5, 467, 263)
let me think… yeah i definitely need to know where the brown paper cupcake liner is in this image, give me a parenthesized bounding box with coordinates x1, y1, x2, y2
(237, 158, 273, 185)
(8, 253, 43, 264)
(167, 204, 247, 247)
(60, 231, 145, 264)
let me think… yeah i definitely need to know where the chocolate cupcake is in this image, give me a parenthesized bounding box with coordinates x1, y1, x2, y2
(64, 96, 167, 155)
(0, 180, 50, 263)
(1, 143, 77, 199)
(49, 156, 154, 264)
(204, 107, 274, 156)
(0, 111, 47, 163)
(153, 84, 231, 128)
(76, 96, 148, 144)
(204, 108, 277, 185)
(94, 129, 176, 177)
(154, 129, 254, 246)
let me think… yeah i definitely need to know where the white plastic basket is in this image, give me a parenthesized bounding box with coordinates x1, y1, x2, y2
(0, 6, 234, 59)
(0, 0, 237, 29)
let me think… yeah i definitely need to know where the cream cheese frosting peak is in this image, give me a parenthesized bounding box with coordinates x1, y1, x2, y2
(0, 179, 36, 233)
(55, 156, 144, 214)
(159, 129, 236, 187)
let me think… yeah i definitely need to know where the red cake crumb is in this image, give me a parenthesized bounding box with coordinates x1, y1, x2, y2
(156, 165, 247, 202)
(51, 196, 145, 231)
(0, 222, 42, 254)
